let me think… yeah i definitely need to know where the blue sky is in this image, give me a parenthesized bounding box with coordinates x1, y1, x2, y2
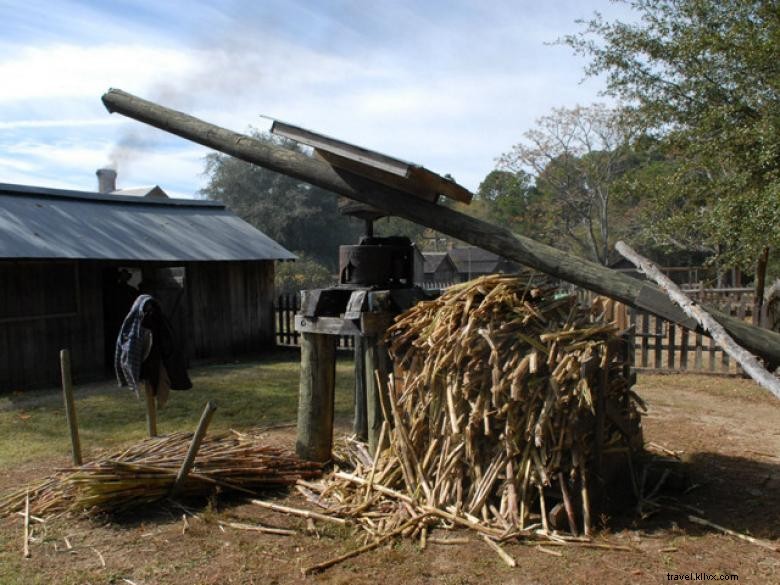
(0, 0, 634, 198)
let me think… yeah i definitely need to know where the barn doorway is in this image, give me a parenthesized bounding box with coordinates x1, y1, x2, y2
(143, 267, 190, 366)
(102, 266, 142, 372)
(102, 266, 189, 374)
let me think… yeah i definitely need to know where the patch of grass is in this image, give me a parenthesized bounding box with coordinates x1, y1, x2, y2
(0, 349, 356, 468)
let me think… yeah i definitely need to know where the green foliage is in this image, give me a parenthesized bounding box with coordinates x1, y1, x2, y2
(473, 170, 546, 236)
(200, 131, 362, 269)
(497, 105, 638, 264)
(274, 253, 334, 295)
(564, 0, 780, 269)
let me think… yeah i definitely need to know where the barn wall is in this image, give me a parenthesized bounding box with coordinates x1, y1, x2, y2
(186, 261, 275, 360)
(0, 259, 277, 392)
(434, 262, 457, 283)
(0, 260, 104, 392)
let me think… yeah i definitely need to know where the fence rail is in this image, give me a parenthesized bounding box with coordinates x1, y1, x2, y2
(628, 308, 741, 375)
(275, 293, 355, 349)
(592, 288, 755, 376)
(275, 286, 759, 376)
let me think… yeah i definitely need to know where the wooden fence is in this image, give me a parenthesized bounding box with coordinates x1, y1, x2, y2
(275, 293, 355, 349)
(594, 288, 755, 376)
(275, 286, 758, 375)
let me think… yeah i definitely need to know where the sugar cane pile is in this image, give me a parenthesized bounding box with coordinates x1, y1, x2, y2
(306, 274, 643, 567)
(0, 430, 321, 518)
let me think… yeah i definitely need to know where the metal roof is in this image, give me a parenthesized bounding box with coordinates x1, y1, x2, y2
(0, 183, 296, 262)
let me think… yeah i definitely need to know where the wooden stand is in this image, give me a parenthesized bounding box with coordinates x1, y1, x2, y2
(294, 288, 422, 462)
(296, 332, 337, 462)
(364, 337, 391, 454)
(353, 336, 368, 441)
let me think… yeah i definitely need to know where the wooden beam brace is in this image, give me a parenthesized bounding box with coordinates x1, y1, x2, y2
(100, 88, 780, 368)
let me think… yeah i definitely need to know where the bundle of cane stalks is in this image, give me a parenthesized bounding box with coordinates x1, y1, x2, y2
(309, 274, 643, 557)
(0, 430, 321, 517)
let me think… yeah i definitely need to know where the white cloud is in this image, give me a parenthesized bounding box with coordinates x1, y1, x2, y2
(0, 1, 630, 198)
(0, 44, 197, 103)
(0, 118, 119, 129)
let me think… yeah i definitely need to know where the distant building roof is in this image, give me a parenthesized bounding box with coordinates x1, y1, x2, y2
(422, 251, 448, 273)
(447, 247, 503, 274)
(112, 186, 168, 199)
(0, 182, 295, 262)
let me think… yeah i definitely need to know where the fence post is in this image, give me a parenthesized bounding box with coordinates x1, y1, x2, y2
(680, 327, 689, 370)
(278, 293, 284, 345)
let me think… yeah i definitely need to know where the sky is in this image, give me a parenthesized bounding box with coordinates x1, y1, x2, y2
(0, 0, 635, 198)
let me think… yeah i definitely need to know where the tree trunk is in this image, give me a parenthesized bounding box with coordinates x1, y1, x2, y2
(753, 246, 770, 327)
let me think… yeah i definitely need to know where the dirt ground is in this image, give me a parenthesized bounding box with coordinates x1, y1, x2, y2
(1, 373, 778, 585)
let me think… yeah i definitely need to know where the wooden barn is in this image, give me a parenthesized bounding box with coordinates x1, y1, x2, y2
(0, 179, 294, 392)
(447, 247, 519, 282)
(421, 251, 458, 284)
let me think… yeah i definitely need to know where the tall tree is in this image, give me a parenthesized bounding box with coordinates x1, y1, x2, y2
(200, 131, 361, 269)
(564, 0, 780, 270)
(473, 169, 546, 236)
(498, 105, 635, 264)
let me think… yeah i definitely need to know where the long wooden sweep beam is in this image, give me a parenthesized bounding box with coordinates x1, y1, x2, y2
(101, 88, 780, 368)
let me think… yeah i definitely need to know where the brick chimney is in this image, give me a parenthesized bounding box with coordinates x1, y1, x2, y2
(96, 168, 117, 193)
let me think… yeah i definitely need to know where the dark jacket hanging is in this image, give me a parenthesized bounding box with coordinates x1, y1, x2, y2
(115, 294, 191, 396)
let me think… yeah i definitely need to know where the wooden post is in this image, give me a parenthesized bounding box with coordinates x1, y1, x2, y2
(144, 384, 158, 437)
(59, 349, 82, 466)
(353, 336, 368, 441)
(364, 337, 390, 455)
(296, 332, 337, 462)
(171, 401, 217, 495)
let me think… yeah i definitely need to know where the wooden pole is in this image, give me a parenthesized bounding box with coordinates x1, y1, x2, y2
(144, 384, 158, 437)
(353, 336, 368, 441)
(616, 241, 780, 400)
(365, 338, 391, 455)
(171, 401, 217, 495)
(296, 332, 337, 462)
(23, 490, 30, 559)
(59, 349, 82, 466)
(100, 88, 780, 368)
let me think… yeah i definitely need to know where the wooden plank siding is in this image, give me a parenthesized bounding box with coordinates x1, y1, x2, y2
(0, 260, 104, 391)
(1, 259, 277, 392)
(185, 261, 276, 361)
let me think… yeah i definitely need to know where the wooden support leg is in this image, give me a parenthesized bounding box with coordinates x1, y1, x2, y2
(296, 332, 337, 462)
(365, 337, 390, 455)
(353, 336, 368, 441)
